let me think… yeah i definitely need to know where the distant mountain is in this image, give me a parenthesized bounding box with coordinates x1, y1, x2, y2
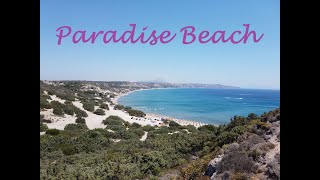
(132, 81, 240, 89)
(43, 80, 240, 90)
(174, 83, 240, 89)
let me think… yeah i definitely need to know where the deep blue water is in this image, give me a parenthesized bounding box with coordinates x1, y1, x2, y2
(118, 88, 280, 125)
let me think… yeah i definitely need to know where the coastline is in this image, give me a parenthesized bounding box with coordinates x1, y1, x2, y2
(111, 87, 208, 127)
(41, 87, 208, 132)
(112, 87, 171, 104)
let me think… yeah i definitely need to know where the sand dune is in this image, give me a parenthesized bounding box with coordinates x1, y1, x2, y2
(41, 93, 207, 131)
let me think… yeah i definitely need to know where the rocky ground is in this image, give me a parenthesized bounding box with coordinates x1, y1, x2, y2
(206, 109, 280, 180)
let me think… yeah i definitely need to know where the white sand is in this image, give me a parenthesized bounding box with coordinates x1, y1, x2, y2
(47, 95, 66, 104)
(41, 88, 208, 131)
(140, 131, 148, 141)
(41, 108, 77, 130)
(111, 139, 121, 143)
(112, 89, 208, 128)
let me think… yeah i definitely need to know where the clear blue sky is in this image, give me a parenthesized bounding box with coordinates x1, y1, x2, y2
(40, 0, 279, 89)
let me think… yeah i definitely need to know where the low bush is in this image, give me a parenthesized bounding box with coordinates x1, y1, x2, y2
(102, 116, 124, 126)
(64, 123, 88, 131)
(40, 96, 52, 109)
(63, 106, 75, 116)
(184, 125, 198, 132)
(60, 144, 77, 156)
(142, 125, 155, 132)
(107, 125, 126, 131)
(231, 172, 249, 180)
(94, 108, 105, 115)
(247, 113, 258, 120)
(99, 103, 109, 110)
(198, 125, 217, 133)
(53, 108, 64, 116)
(130, 122, 142, 129)
(128, 128, 145, 138)
(46, 129, 60, 135)
(75, 109, 88, 118)
(75, 117, 86, 124)
(127, 109, 146, 117)
(114, 104, 124, 110)
(169, 121, 181, 127)
(216, 131, 238, 147)
(124, 106, 132, 111)
(82, 101, 95, 112)
(64, 100, 73, 105)
(40, 115, 52, 123)
(217, 151, 255, 173)
(40, 122, 48, 132)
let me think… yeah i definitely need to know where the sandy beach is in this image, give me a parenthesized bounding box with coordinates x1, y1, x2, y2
(41, 88, 207, 131)
(112, 88, 207, 127)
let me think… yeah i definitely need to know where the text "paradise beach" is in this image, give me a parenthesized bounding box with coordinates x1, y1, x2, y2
(56, 24, 264, 45)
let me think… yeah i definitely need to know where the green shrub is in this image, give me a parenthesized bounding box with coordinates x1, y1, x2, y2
(127, 109, 146, 117)
(82, 101, 95, 112)
(75, 117, 86, 124)
(47, 91, 54, 95)
(40, 122, 48, 132)
(60, 144, 77, 156)
(40, 96, 51, 109)
(130, 122, 142, 129)
(184, 125, 198, 132)
(94, 108, 105, 115)
(151, 126, 171, 134)
(247, 113, 258, 120)
(40, 115, 52, 123)
(216, 131, 238, 147)
(123, 121, 130, 127)
(64, 123, 88, 131)
(249, 149, 260, 161)
(64, 100, 73, 105)
(53, 108, 64, 115)
(231, 126, 246, 135)
(99, 103, 109, 110)
(128, 128, 145, 138)
(107, 125, 126, 131)
(113, 129, 141, 140)
(50, 100, 64, 109)
(102, 116, 124, 126)
(45, 129, 60, 135)
(198, 125, 217, 133)
(75, 109, 88, 118)
(169, 121, 180, 127)
(63, 106, 75, 116)
(142, 125, 155, 132)
(124, 106, 132, 111)
(114, 104, 124, 110)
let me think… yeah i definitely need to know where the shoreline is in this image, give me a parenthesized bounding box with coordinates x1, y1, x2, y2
(112, 87, 171, 104)
(41, 87, 209, 132)
(111, 87, 208, 127)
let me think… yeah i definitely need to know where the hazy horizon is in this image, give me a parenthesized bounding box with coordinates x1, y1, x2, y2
(40, 79, 279, 90)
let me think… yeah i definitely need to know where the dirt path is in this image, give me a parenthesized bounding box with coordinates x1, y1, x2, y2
(140, 131, 148, 141)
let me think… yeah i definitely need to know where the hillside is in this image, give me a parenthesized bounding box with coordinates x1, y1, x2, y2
(40, 81, 279, 180)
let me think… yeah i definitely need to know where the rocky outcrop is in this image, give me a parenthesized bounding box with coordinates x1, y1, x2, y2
(204, 154, 224, 178)
(204, 109, 280, 180)
(267, 153, 280, 179)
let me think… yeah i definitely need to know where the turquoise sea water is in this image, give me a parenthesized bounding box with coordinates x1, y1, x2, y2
(118, 88, 280, 125)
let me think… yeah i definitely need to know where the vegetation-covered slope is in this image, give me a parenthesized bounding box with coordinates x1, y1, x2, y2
(40, 81, 280, 179)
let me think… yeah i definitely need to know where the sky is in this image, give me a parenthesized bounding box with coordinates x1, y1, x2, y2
(40, 0, 279, 89)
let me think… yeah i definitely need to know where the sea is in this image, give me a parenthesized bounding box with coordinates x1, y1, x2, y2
(117, 88, 280, 125)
